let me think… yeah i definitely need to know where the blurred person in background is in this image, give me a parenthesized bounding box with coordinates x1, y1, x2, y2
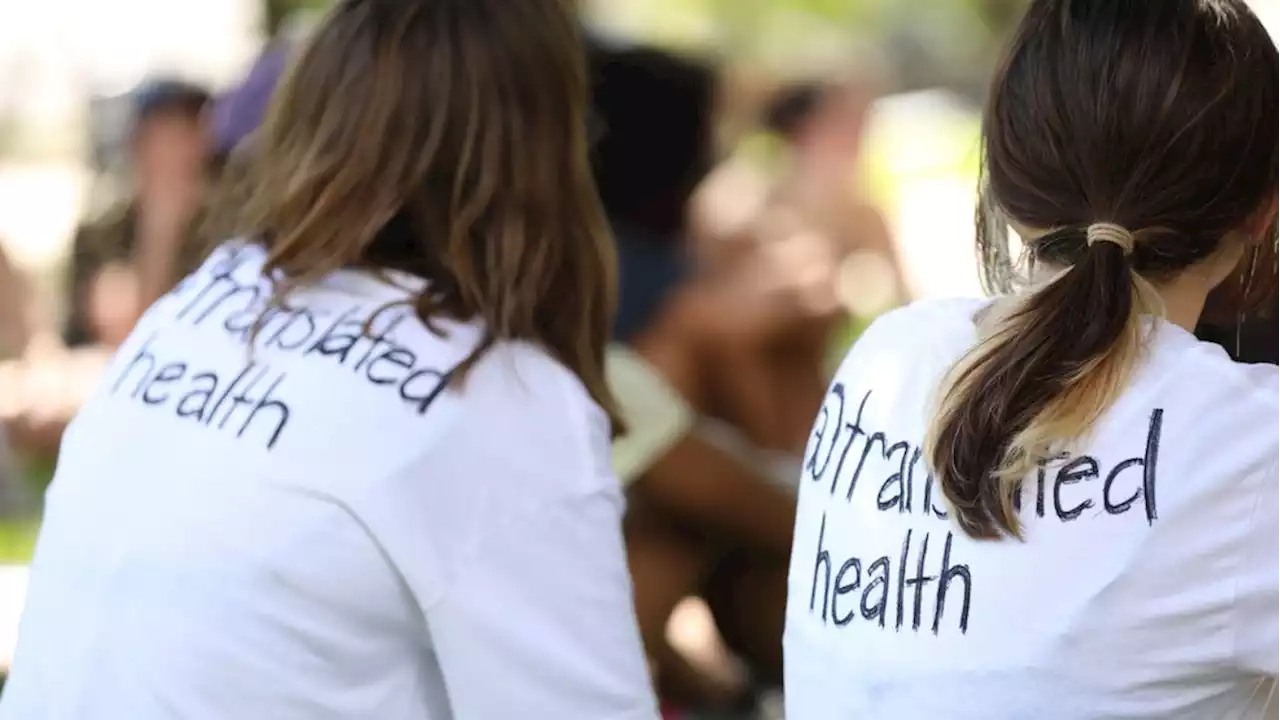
(759, 79, 903, 319)
(64, 79, 212, 350)
(0, 245, 34, 514)
(589, 39, 799, 716)
(200, 28, 297, 258)
(0, 240, 80, 473)
(207, 0, 324, 174)
(691, 78, 901, 459)
(2, 81, 213, 458)
(208, 46, 289, 174)
(0, 244, 32, 359)
(1, 1, 657, 718)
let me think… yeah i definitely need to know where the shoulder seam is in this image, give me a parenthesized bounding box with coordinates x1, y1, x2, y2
(1181, 347, 1279, 414)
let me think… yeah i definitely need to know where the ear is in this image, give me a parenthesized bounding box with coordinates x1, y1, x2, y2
(1243, 193, 1278, 243)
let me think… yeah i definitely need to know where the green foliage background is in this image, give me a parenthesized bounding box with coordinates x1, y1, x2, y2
(264, 0, 1026, 65)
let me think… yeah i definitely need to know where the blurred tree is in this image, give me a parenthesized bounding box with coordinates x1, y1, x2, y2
(971, 0, 1027, 33)
(263, 0, 332, 38)
(598, 0, 1028, 94)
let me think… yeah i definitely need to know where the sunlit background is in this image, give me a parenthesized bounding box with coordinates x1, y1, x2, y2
(0, 0, 1027, 320)
(2, 0, 1273, 317)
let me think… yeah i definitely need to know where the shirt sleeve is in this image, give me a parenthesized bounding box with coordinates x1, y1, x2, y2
(607, 344, 693, 485)
(425, 486, 659, 720)
(1233, 459, 1278, 677)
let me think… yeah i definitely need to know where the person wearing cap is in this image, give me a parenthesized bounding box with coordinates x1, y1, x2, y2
(586, 40, 805, 713)
(209, 0, 324, 172)
(64, 78, 212, 349)
(209, 45, 289, 170)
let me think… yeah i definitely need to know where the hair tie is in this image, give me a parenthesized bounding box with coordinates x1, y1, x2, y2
(1086, 223, 1135, 255)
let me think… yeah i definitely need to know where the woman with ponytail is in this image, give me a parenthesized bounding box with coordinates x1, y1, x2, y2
(784, 1, 1278, 718)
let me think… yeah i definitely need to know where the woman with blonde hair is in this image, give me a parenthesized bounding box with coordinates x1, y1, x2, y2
(0, 1, 657, 718)
(784, 1, 1278, 718)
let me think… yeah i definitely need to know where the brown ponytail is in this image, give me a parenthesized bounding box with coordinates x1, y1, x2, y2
(925, 224, 1161, 539)
(927, 0, 1278, 540)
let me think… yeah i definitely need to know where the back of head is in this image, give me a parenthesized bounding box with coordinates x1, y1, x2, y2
(228, 0, 622, 429)
(132, 78, 212, 131)
(926, 0, 1278, 539)
(130, 78, 213, 192)
(587, 41, 716, 238)
(762, 82, 829, 141)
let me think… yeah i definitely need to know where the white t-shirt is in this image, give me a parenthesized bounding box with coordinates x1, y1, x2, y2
(785, 298, 1278, 720)
(0, 244, 658, 720)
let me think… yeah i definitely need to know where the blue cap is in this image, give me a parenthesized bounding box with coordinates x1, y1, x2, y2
(132, 78, 211, 127)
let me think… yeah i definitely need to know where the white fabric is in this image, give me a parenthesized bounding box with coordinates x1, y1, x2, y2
(0, 244, 658, 720)
(0, 566, 27, 672)
(607, 344, 692, 484)
(785, 298, 1279, 720)
(698, 417, 803, 493)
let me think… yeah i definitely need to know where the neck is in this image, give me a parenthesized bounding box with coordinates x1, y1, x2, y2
(1029, 264, 1209, 333)
(1152, 272, 1212, 333)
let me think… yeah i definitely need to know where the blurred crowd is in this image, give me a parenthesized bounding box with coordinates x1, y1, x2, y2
(0, 4, 1273, 718)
